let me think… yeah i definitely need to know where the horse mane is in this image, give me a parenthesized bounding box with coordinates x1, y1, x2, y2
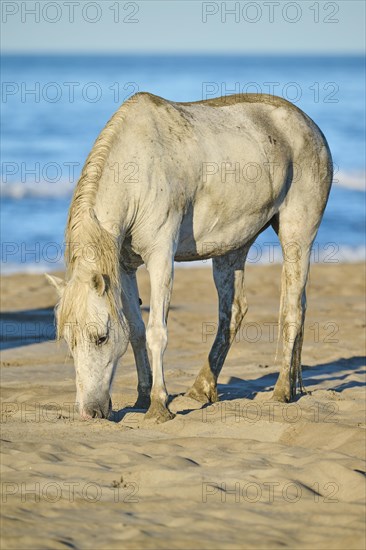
(65, 100, 128, 272)
(58, 98, 134, 339)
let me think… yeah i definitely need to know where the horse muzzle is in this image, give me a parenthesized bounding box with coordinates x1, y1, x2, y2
(79, 396, 112, 420)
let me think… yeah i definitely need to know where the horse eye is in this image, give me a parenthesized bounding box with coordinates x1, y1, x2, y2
(96, 335, 108, 346)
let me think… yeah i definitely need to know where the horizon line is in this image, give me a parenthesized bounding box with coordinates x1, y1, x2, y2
(2, 51, 365, 57)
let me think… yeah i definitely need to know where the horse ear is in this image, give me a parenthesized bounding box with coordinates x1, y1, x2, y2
(45, 274, 66, 297)
(90, 272, 108, 296)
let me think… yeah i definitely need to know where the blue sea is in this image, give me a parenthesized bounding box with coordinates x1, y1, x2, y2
(1, 54, 365, 272)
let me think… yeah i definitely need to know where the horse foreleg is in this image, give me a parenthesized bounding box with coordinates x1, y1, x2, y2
(144, 251, 176, 423)
(121, 270, 152, 409)
(186, 248, 249, 404)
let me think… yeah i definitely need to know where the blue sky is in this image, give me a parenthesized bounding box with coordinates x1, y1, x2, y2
(1, 0, 365, 54)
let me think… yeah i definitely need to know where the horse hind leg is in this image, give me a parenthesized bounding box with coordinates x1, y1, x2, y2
(293, 304, 308, 395)
(271, 217, 313, 402)
(186, 247, 249, 404)
(271, 139, 332, 401)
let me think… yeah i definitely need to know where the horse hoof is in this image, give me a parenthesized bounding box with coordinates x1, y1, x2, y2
(185, 387, 210, 404)
(271, 391, 291, 403)
(185, 384, 218, 404)
(144, 402, 175, 424)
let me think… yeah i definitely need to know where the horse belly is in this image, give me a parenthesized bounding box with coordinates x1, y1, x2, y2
(175, 189, 276, 261)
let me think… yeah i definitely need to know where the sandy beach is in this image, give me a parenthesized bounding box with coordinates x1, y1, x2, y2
(1, 262, 365, 550)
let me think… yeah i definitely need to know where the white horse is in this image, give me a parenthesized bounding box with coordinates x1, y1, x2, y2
(46, 92, 332, 423)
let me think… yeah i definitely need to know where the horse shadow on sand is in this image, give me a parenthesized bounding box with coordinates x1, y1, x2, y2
(113, 355, 366, 422)
(0, 308, 56, 351)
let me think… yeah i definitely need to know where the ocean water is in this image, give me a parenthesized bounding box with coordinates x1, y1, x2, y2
(1, 54, 365, 273)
